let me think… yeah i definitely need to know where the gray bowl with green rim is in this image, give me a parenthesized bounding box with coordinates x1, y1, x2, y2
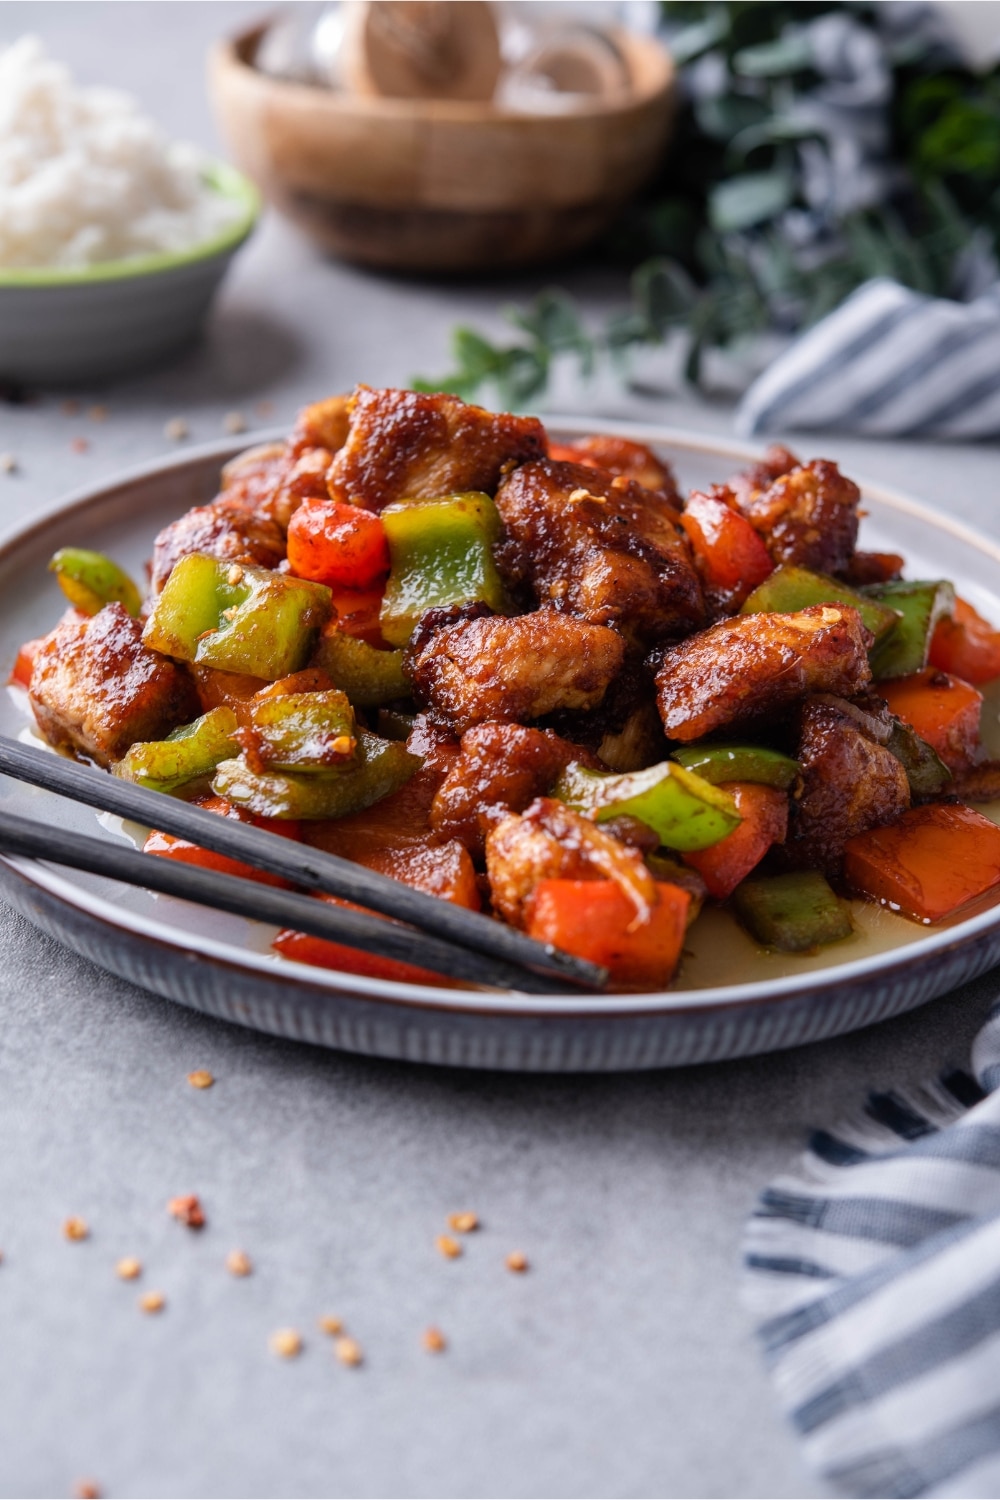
(0, 161, 259, 385)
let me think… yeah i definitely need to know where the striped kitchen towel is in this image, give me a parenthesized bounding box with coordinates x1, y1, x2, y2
(736, 278, 1000, 441)
(743, 999, 1000, 1498)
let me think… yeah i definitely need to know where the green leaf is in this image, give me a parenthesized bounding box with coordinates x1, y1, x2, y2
(732, 33, 814, 78)
(708, 170, 795, 231)
(694, 93, 769, 144)
(666, 11, 730, 66)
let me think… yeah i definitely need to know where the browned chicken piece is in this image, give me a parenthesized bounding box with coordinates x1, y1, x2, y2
(430, 722, 599, 861)
(289, 394, 352, 457)
(549, 435, 681, 505)
(150, 500, 286, 593)
(951, 761, 1000, 802)
(221, 443, 333, 532)
(325, 386, 546, 513)
(28, 603, 199, 768)
(404, 712, 461, 778)
(486, 797, 656, 928)
(733, 459, 862, 577)
(407, 609, 625, 734)
(494, 458, 704, 647)
(655, 604, 873, 742)
(544, 665, 665, 772)
(726, 444, 800, 509)
(783, 696, 910, 873)
(843, 550, 905, 587)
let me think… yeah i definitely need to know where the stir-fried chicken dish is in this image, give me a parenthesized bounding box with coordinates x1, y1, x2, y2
(13, 387, 1000, 991)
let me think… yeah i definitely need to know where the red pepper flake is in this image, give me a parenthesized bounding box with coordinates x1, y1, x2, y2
(506, 1250, 529, 1273)
(167, 1194, 205, 1229)
(74, 1480, 101, 1499)
(63, 1217, 89, 1242)
(422, 1326, 447, 1353)
(71, 437, 89, 454)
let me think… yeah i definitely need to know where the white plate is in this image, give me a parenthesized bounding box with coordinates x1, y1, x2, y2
(2, 424, 1000, 1070)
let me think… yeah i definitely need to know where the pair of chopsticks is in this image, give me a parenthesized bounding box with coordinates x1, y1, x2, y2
(0, 736, 607, 995)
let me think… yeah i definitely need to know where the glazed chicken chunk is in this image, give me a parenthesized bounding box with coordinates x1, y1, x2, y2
(430, 722, 599, 861)
(494, 458, 704, 646)
(407, 609, 625, 734)
(150, 499, 286, 593)
(486, 798, 655, 929)
(654, 604, 873, 742)
(732, 458, 862, 577)
(28, 603, 199, 767)
(783, 696, 910, 873)
(325, 385, 546, 513)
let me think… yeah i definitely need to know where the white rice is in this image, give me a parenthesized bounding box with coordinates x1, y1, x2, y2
(0, 35, 245, 270)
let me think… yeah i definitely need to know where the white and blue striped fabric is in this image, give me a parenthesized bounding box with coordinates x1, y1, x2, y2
(743, 1000, 1000, 1498)
(736, 278, 1000, 441)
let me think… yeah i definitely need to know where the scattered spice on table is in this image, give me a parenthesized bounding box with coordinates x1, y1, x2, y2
(88, 405, 109, 422)
(269, 1328, 302, 1358)
(422, 1326, 447, 1353)
(506, 1251, 529, 1274)
(63, 1217, 89, 1241)
(255, 399, 275, 417)
(60, 399, 79, 416)
(448, 1211, 479, 1233)
(436, 1234, 462, 1260)
(187, 1069, 214, 1089)
(139, 1290, 165, 1314)
(70, 437, 89, 454)
(116, 1257, 142, 1281)
(164, 417, 188, 442)
(318, 1314, 344, 1336)
(167, 1194, 205, 1229)
(225, 1250, 252, 1277)
(73, 1480, 100, 1499)
(223, 410, 246, 434)
(334, 1335, 362, 1367)
(1, 452, 17, 473)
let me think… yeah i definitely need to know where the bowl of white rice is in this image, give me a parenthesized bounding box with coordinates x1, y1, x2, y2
(0, 37, 259, 384)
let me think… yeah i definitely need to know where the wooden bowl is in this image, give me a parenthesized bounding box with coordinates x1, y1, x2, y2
(209, 22, 676, 273)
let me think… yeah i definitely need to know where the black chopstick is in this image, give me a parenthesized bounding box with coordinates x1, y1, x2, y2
(0, 807, 572, 993)
(0, 736, 607, 991)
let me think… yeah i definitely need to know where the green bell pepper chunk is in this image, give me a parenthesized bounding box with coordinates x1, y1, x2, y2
(886, 719, 952, 798)
(312, 629, 410, 708)
(212, 730, 422, 820)
(740, 565, 901, 645)
(865, 580, 956, 680)
(113, 708, 239, 795)
(672, 743, 801, 790)
(733, 871, 853, 952)
(554, 760, 741, 852)
(240, 691, 357, 773)
(143, 554, 331, 681)
(49, 547, 142, 619)
(379, 492, 506, 647)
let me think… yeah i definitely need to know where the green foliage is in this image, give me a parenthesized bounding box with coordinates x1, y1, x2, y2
(415, 2, 1000, 405)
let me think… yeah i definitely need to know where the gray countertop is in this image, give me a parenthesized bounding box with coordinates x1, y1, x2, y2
(2, 6, 1000, 1498)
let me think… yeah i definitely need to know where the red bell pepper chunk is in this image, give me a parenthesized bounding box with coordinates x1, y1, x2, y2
(844, 803, 1000, 922)
(679, 492, 773, 602)
(287, 498, 390, 590)
(326, 587, 390, 647)
(143, 795, 303, 889)
(682, 782, 788, 899)
(525, 878, 690, 990)
(879, 668, 983, 771)
(929, 597, 1000, 685)
(273, 894, 460, 988)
